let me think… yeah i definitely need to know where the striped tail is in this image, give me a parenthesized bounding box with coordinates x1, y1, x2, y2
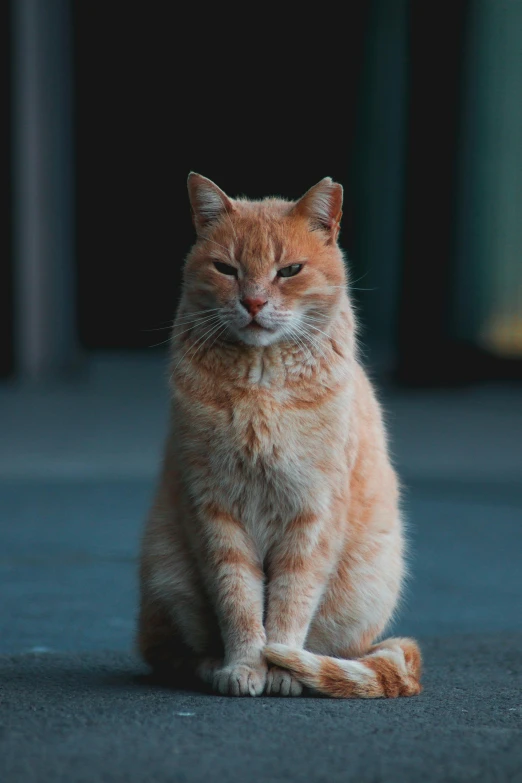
(264, 637, 422, 698)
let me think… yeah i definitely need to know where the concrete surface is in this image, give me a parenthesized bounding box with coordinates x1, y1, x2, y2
(1, 634, 521, 783)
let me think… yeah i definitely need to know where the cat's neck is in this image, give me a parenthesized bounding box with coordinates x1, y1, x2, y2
(172, 306, 355, 391)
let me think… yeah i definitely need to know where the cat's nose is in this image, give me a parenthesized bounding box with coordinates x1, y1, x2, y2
(240, 297, 268, 317)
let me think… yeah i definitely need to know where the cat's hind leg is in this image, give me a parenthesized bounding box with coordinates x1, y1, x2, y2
(137, 596, 188, 675)
(138, 531, 223, 677)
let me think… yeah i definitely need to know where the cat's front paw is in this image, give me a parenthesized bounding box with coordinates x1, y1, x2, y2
(212, 661, 267, 696)
(266, 665, 303, 696)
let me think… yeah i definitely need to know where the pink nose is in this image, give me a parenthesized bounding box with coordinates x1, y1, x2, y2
(241, 297, 267, 317)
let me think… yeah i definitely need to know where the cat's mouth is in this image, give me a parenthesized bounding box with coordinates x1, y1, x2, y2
(241, 316, 274, 331)
(237, 319, 277, 342)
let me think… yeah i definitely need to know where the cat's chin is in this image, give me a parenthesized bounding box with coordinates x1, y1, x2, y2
(236, 325, 281, 347)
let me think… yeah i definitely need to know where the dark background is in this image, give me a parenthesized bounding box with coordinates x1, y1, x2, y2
(73, 3, 370, 351)
(3, 0, 521, 383)
(1, 3, 521, 781)
(71, 1, 522, 384)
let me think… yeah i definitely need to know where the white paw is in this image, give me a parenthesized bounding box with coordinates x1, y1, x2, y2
(266, 666, 303, 697)
(212, 662, 267, 696)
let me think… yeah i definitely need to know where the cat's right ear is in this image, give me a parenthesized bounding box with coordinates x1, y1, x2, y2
(187, 173, 236, 235)
(291, 177, 343, 244)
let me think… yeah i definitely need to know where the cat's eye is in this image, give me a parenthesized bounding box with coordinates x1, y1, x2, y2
(213, 261, 238, 277)
(278, 264, 303, 278)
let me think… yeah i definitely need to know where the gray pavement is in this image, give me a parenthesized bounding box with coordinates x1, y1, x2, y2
(0, 356, 521, 782)
(1, 634, 521, 783)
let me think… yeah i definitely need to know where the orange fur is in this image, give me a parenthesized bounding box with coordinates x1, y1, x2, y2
(137, 174, 421, 698)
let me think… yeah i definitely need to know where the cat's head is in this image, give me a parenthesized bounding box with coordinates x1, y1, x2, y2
(183, 173, 347, 347)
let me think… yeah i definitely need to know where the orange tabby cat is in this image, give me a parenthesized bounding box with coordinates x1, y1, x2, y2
(137, 174, 422, 698)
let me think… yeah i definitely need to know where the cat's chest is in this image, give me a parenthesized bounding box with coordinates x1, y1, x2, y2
(212, 390, 322, 523)
(229, 390, 287, 460)
(214, 386, 339, 499)
(177, 372, 348, 519)
(182, 374, 343, 467)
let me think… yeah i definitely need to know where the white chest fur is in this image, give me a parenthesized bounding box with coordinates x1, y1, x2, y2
(176, 378, 350, 545)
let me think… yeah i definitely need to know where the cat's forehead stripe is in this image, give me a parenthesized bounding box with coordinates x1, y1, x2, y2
(232, 220, 285, 267)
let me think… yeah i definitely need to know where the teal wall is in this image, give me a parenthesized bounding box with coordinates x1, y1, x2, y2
(454, 0, 522, 355)
(350, 0, 408, 372)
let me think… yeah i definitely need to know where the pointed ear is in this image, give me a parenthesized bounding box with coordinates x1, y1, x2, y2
(291, 177, 343, 242)
(187, 172, 235, 234)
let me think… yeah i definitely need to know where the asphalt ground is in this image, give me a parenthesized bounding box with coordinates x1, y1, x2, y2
(1, 361, 520, 782)
(1, 476, 521, 782)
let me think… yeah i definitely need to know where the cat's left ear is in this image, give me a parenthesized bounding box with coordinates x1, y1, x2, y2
(187, 172, 236, 235)
(291, 177, 343, 243)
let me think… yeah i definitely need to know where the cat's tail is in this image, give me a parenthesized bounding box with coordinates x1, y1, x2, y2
(264, 637, 422, 698)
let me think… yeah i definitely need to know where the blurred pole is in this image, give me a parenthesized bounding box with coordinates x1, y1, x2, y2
(11, 0, 78, 380)
(454, 0, 522, 357)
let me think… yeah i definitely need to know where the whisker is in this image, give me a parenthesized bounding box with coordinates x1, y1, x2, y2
(206, 323, 229, 353)
(146, 309, 223, 334)
(323, 282, 376, 292)
(204, 237, 230, 254)
(148, 313, 221, 345)
(301, 314, 329, 324)
(142, 318, 176, 333)
(348, 270, 371, 286)
(171, 318, 224, 373)
(173, 312, 222, 329)
(288, 326, 311, 361)
(287, 327, 311, 364)
(299, 326, 329, 362)
(186, 319, 226, 365)
(171, 315, 222, 340)
(348, 269, 371, 286)
(148, 334, 174, 349)
(175, 307, 222, 323)
(174, 318, 221, 354)
(300, 319, 333, 341)
(172, 312, 223, 331)
(288, 325, 314, 364)
(142, 325, 173, 333)
(298, 336, 316, 364)
(297, 321, 329, 356)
